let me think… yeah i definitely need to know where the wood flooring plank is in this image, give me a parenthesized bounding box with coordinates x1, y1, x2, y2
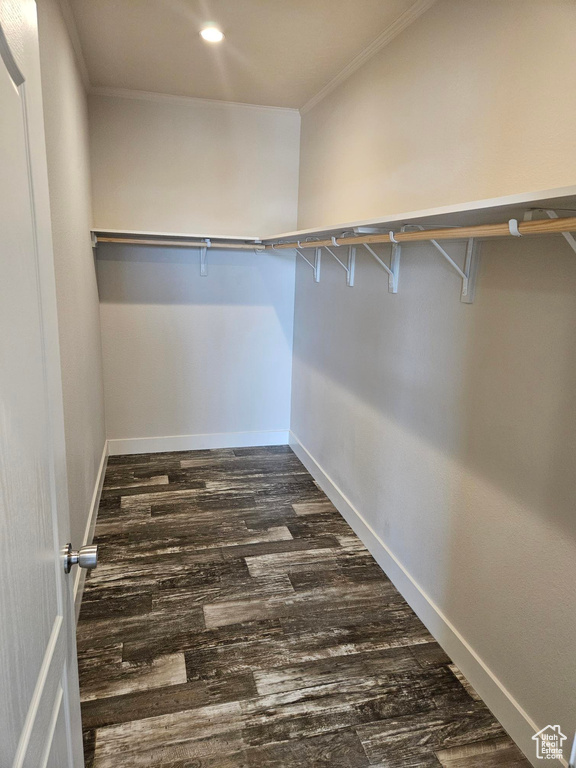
(251, 646, 422, 696)
(202, 579, 401, 629)
(140, 729, 371, 768)
(82, 729, 96, 768)
(79, 592, 152, 620)
(80, 651, 187, 702)
(103, 474, 170, 490)
(81, 674, 257, 729)
(155, 572, 296, 607)
(435, 736, 532, 767)
(232, 445, 293, 456)
(92, 701, 244, 767)
(220, 535, 341, 561)
(94, 521, 293, 559)
(122, 618, 285, 666)
(356, 708, 507, 766)
(240, 728, 371, 768)
(182, 614, 433, 682)
(77, 602, 206, 648)
(410, 641, 453, 669)
(176, 453, 306, 480)
(286, 515, 359, 540)
(288, 563, 393, 592)
(448, 663, 482, 701)
(106, 453, 153, 467)
(100, 479, 206, 502)
(244, 545, 373, 577)
(292, 500, 339, 516)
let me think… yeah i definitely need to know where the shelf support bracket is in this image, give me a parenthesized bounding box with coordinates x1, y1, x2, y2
(295, 246, 321, 282)
(199, 238, 211, 276)
(348, 246, 356, 287)
(362, 242, 400, 293)
(91, 232, 98, 248)
(431, 237, 479, 303)
(525, 209, 576, 255)
(323, 242, 356, 286)
(460, 238, 480, 303)
(404, 225, 479, 303)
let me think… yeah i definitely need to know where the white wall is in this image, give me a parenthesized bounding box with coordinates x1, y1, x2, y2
(37, 0, 106, 552)
(97, 244, 295, 452)
(298, 0, 576, 229)
(293, 0, 576, 761)
(291, 237, 576, 759)
(90, 89, 300, 450)
(89, 92, 301, 236)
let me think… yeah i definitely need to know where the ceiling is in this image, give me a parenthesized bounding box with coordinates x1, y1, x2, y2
(69, 0, 429, 109)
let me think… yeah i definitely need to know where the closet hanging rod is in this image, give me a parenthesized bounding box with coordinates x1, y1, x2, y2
(95, 236, 265, 251)
(265, 216, 576, 250)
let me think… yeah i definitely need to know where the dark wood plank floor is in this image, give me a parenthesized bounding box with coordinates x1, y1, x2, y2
(78, 446, 530, 768)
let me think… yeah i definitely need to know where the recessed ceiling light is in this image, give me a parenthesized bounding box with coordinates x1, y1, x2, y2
(200, 26, 224, 43)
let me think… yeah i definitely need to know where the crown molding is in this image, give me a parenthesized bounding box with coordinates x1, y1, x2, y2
(89, 86, 301, 115)
(300, 0, 438, 115)
(56, 0, 91, 91)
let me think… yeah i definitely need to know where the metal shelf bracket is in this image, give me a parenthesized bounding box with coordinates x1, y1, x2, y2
(200, 238, 211, 276)
(362, 241, 401, 293)
(524, 209, 576, 255)
(323, 240, 356, 286)
(294, 244, 321, 282)
(460, 238, 480, 303)
(405, 225, 479, 303)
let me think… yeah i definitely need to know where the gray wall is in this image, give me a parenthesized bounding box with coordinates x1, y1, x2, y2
(293, 0, 576, 759)
(97, 245, 295, 449)
(90, 89, 301, 450)
(89, 93, 301, 237)
(298, 0, 576, 228)
(38, 0, 106, 551)
(291, 237, 576, 748)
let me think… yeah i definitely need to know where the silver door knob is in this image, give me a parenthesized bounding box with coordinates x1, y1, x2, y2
(63, 543, 98, 574)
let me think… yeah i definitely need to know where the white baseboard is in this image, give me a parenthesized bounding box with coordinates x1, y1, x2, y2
(289, 431, 549, 768)
(74, 440, 109, 621)
(107, 430, 290, 456)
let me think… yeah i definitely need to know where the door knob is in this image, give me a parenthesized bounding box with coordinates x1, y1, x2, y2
(63, 543, 98, 574)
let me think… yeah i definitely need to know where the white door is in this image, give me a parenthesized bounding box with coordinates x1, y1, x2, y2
(0, 1, 84, 766)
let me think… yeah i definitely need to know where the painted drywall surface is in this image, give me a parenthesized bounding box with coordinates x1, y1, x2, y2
(37, 0, 106, 549)
(88, 94, 301, 236)
(294, 0, 576, 744)
(298, 0, 576, 229)
(291, 235, 576, 745)
(97, 244, 295, 442)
